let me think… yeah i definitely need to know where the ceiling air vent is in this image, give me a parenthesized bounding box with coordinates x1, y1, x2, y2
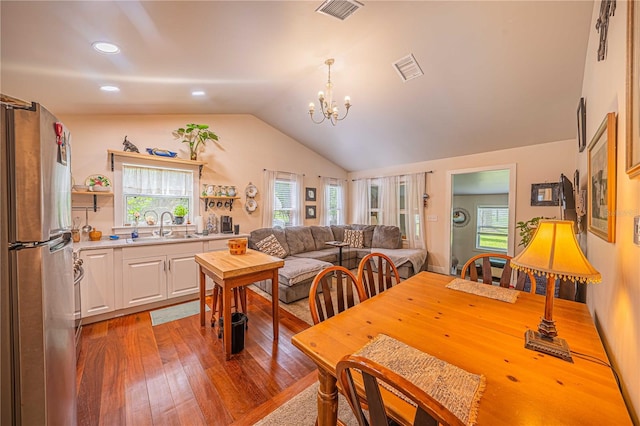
(393, 54, 424, 82)
(316, 0, 363, 21)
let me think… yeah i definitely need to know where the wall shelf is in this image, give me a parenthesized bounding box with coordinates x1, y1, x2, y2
(72, 191, 113, 212)
(200, 196, 240, 211)
(107, 149, 207, 178)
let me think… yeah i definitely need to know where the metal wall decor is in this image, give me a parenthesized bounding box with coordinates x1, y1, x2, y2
(596, 0, 616, 61)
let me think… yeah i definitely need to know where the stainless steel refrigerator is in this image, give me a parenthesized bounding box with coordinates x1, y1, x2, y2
(1, 97, 76, 425)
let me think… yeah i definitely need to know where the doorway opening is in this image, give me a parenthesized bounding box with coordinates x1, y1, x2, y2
(445, 164, 516, 277)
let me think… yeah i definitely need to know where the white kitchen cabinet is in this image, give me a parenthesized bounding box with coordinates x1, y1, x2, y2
(80, 249, 115, 317)
(122, 255, 167, 308)
(122, 241, 204, 307)
(167, 252, 199, 297)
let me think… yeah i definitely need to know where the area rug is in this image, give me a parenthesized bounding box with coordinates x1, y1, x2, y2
(253, 382, 358, 426)
(248, 285, 314, 325)
(150, 300, 209, 326)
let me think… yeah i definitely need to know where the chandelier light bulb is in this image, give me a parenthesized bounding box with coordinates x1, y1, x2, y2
(309, 103, 315, 112)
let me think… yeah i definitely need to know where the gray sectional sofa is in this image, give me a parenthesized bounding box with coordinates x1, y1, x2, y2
(249, 224, 428, 303)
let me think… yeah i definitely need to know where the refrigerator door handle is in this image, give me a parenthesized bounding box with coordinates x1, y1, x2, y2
(49, 233, 72, 253)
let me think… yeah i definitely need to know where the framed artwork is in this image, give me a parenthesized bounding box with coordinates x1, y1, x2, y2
(588, 112, 617, 242)
(627, 0, 640, 177)
(530, 183, 560, 206)
(305, 187, 317, 202)
(577, 97, 586, 152)
(305, 205, 317, 219)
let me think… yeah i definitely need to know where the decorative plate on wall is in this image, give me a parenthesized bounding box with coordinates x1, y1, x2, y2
(452, 207, 470, 227)
(245, 198, 257, 213)
(85, 174, 111, 187)
(245, 182, 258, 198)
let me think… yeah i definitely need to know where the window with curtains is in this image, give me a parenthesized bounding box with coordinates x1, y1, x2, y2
(273, 176, 296, 227)
(369, 182, 380, 224)
(476, 206, 509, 251)
(121, 164, 194, 225)
(326, 183, 342, 225)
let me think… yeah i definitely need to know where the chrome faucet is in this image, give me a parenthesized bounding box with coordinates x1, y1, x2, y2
(159, 211, 174, 237)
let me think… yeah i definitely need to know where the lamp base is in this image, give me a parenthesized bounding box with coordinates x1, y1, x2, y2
(524, 330, 573, 362)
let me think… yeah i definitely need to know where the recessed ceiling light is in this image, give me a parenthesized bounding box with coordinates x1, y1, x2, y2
(100, 85, 120, 92)
(192, 91, 205, 96)
(92, 41, 120, 54)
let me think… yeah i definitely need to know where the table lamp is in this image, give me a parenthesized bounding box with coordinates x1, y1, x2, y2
(511, 220, 601, 362)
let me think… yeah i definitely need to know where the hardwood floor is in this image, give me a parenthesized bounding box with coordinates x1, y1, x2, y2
(76, 290, 317, 425)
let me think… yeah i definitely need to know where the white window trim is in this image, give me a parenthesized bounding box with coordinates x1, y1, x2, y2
(112, 156, 199, 234)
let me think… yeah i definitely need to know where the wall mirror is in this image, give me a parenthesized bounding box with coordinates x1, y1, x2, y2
(530, 183, 560, 206)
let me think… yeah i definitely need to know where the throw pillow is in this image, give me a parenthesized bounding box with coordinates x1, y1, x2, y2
(256, 234, 287, 258)
(344, 229, 364, 248)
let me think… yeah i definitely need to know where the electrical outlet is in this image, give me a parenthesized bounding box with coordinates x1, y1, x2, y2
(635, 216, 640, 245)
(426, 215, 438, 222)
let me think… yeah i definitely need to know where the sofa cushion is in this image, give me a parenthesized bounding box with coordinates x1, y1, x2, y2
(255, 234, 287, 258)
(249, 227, 290, 257)
(310, 226, 335, 250)
(292, 249, 338, 263)
(330, 225, 351, 242)
(284, 226, 316, 255)
(350, 224, 376, 248)
(372, 225, 403, 249)
(279, 257, 332, 286)
(344, 229, 365, 248)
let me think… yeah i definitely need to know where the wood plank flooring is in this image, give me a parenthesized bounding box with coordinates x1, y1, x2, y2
(76, 290, 317, 425)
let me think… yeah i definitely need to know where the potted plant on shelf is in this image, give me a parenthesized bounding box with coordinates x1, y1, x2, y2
(172, 123, 219, 161)
(173, 205, 188, 224)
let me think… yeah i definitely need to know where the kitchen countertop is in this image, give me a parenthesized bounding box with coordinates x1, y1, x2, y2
(74, 233, 249, 251)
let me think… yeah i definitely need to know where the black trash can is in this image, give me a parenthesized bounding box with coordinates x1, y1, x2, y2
(218, 312, 248, 354)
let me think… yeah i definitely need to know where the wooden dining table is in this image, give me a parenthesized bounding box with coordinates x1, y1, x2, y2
(291, 271, 632, 425)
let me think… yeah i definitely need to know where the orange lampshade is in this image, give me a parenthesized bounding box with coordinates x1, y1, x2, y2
(511, 220, 601, 284)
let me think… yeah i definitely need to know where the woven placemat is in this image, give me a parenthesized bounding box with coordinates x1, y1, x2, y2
(446, 278, 519, 303)
(355, 334, 485, 426)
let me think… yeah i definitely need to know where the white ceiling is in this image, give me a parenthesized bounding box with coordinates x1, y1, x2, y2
(0, 1, 593, 172)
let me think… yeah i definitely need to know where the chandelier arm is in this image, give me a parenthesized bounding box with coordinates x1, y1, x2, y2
(335, 107, 350, 122)
(309, 112, 327, 124)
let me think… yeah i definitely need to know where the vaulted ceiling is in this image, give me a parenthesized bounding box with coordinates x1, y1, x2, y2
(1, 1, 593, 171)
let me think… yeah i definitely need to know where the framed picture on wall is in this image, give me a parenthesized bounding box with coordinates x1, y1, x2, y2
(627, 0, 640, 177)
(530, 183, 560, 206)
(305, 205, 316, 219)
(588, 112, 617, 242)
(305, 187, 317, 202)
(577, 97, 586, 152)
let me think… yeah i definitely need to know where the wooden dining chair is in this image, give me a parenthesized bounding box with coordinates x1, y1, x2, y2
(460, 253, 537, 293)
(308, 266, 368, 325)
(337, 354, 465, 426)
(357, 252, 401, 298)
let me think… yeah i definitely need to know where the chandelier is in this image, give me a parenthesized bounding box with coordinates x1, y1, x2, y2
(308, 58, 351, 125)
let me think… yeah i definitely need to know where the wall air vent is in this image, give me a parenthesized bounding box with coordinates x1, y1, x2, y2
(316, 0, 363, 21)
(393, 54, 424, 82)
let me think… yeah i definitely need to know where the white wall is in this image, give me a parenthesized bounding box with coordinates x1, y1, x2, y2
(60, 113, 347, 239)
(348, 138, 575, 273)
(580, 1, 639, 420)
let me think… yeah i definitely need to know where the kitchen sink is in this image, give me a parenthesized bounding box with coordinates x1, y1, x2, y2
(126, 234, 202, 243)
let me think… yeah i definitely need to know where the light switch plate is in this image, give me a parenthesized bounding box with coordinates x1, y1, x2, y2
(426, 215, 438, 222)
(634, 216, 640, 245)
